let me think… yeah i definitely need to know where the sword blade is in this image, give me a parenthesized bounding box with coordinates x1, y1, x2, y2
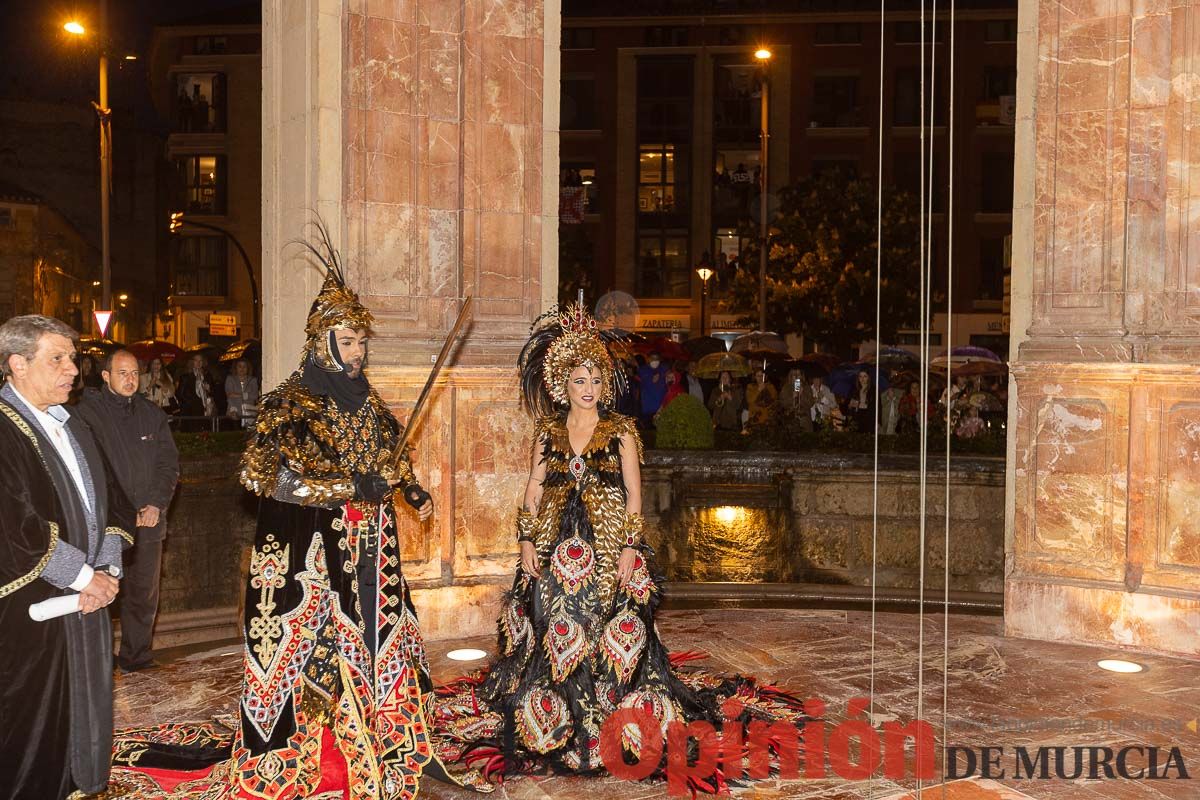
(390, 296, 474, 469)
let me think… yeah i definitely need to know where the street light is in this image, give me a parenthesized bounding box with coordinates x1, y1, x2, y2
(697, 267, 714, 337)
(65, 8, 113, 334)
(755, 47, 772, 332)
(169, 212, 261, 339)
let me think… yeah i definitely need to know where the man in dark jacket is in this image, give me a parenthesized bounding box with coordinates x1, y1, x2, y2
(76, 349, 180, 672)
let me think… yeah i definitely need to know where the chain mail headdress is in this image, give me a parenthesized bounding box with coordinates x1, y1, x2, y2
(294, 219, 375, 372)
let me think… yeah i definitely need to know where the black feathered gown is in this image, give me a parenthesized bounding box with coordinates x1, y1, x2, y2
(435, 413, 802, 786)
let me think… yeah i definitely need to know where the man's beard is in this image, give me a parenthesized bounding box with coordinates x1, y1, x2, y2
(345, 362, 362, 378)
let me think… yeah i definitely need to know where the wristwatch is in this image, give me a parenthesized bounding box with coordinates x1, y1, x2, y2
(97, 564, 120, 578)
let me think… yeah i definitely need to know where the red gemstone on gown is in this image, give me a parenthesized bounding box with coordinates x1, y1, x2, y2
(619, 619, 637, 634)
(634, 557, 643, 568)
(567, 544, 584, 559)
(554, 622, 569, 636)
(541, 696, 554, 713)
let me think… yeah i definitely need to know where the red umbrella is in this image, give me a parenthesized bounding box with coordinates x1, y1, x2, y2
(634, 337, 689, 362)
(127, 339, 186, 365)
(798, 352, 842, 372)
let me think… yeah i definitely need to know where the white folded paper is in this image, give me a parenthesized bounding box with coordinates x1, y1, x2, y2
(29, 594, 81, 622)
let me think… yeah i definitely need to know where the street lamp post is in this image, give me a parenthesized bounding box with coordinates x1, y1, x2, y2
(170, 213, 261, 339)
(696, 267, 713, 337)
(65, 7, 112, 334)
(755, 47, 772, 333)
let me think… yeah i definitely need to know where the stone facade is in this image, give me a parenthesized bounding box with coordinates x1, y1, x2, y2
(261, 0, 560, 640)
(146, 450, 1007, 650)
(1007, 0, 1200, 656)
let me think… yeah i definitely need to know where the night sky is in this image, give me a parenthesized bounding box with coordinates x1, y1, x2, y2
(0, 0, 259, 107)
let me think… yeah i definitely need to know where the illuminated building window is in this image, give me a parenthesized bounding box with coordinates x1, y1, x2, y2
(174, 155, 227, 215)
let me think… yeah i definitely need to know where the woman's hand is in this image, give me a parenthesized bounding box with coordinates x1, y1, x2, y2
(520, 540, 541, 578)
(617, 547, 639, 587)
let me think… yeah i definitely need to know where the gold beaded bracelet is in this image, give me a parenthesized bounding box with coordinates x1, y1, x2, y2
(621, 512, 645, 549)
(516, 508, 536, 543)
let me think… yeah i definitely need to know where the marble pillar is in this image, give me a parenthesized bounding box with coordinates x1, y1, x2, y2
(264, 0, 559, 639)
(1007, 0, 1200, 656)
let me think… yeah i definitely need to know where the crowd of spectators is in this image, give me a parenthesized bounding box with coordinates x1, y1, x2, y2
(619, 350, 1008, 445)
(72, 352, 259, 431)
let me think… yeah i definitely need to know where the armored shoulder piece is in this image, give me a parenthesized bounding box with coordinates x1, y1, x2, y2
(239, 374, 356, 506)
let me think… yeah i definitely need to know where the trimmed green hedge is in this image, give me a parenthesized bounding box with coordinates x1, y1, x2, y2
(654, 395, 715, 450)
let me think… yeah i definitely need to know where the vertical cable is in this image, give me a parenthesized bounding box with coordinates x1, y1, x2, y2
(941, 1, 956, 795)
(916, 1, 937, 796)
(868, 2, 887, 797)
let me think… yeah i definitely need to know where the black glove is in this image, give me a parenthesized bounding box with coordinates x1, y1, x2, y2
(402, 483, 431, 510)
(353, 473, 392, 503)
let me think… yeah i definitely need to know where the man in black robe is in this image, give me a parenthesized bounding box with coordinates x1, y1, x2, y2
(0, 314, 135, 799)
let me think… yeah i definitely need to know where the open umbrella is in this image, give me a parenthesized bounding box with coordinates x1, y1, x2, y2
(828, 363, 891, 398)
(944, 360, 1007, 377)
(127, 339, 185, 365)
(220, 338, 261, 363)
(682, 336, 727, 360)
(864, 346, 920, 370)
(787, 357, 830, 379)
(798, 352, 842, 372)
(77, 336, 124, 359)
(731, 331, 788, 356)
(634, 337, 689, 362)
(931, 345, 1003, 371)
(693, 351, 751, 379)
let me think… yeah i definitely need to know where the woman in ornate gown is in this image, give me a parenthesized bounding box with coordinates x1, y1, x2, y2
(435, 302, 802, 787)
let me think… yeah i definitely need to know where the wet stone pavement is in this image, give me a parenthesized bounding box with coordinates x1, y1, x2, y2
(115, 609, 1200, 799)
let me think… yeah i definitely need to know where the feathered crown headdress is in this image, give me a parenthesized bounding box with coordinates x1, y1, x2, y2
(294, 218, 374, 371)
(518, 298, 627, 416)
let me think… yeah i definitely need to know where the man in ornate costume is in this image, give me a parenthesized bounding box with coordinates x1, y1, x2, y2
(227, 232, 443, 800)
(111, 229, 461, 800)
(0, 314, 134, 799)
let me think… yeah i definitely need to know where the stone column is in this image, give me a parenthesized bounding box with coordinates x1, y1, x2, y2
(1006, 0, 1200, 656)
(264, 0, 559, 639)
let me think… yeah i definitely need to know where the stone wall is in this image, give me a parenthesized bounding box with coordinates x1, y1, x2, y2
(642, 452, 1006, 594)
(139, 453, 255, 649)
(150, 449, 1006, 649)
(1007, 0, 1200, 657)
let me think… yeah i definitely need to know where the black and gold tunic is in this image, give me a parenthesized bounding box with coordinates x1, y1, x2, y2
(111, 374, 448, 800)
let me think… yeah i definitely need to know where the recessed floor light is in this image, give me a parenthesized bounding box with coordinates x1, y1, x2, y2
(1098, 659, 1144, 674)
(447, 648, 488, 662)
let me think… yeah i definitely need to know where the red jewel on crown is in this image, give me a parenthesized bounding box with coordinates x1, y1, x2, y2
(559, 301, 596, 335)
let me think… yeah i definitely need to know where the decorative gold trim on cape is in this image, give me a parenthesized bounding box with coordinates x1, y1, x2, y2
(0, 402, 65, 597)
(107, 526, 134, 546)
(0, 522, 59, 599)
